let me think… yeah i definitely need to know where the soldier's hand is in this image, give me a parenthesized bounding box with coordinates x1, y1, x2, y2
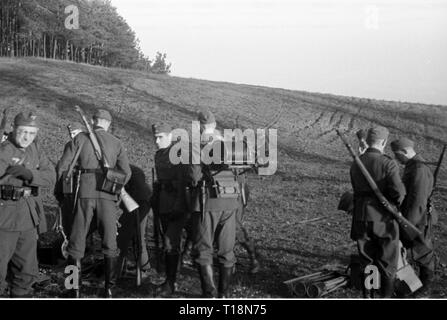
(6, 165, 33, 181)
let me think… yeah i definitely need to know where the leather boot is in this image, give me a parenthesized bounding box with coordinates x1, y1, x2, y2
(65, 256, 81, 298)
(198, 265, 217, 298)
(242, 240, 260, 274)
(156, 254, 179, 297)
(218, 266, 233, 298)
(413, 266, 434, 297)
(104, 256, 118, 298)
(380, 276, 395, 298)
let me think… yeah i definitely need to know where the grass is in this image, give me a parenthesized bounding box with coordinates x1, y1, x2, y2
(1, 57, 446, 298)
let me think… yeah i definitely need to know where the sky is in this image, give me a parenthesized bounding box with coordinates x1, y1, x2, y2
(111, 0, 447, 106)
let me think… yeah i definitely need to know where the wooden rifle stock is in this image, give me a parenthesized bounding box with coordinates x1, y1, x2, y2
(336, 129, 422, 241)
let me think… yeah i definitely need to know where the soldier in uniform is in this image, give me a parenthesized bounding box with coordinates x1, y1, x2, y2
(350, 126, 406, 298)
(55, 122, 86, 237)
(151, 123, 188, 297)
(356, 129, 368, 155)
(390, 138, 435, 295)
(187, 110, 239, 298)
(0, 111, 56, 298)
(116, 164, 152, 276)
(338, 129, 369, 215)
(57, 109, 131, 298)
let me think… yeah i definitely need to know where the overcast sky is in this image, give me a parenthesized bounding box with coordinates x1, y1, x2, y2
(111, 0, 447, 106)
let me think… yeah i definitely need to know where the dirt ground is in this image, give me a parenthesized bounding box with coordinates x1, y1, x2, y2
(1, 57, 446, 299)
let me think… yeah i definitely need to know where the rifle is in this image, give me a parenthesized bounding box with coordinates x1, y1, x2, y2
(151, 167, 163, 273)
(336, 129, 423, 242)
(427, 144, 446, 215)
(133, 208, 142, 286)
(74, 105, 137, 212)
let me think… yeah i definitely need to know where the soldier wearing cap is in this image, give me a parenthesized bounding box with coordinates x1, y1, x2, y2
(57, 108, 131, 298)
(350, 126, 406, 298)
(0, 111, 56, 298)
(187, 110, 239, 298)
(55, 121, 87, 236)
(337, 129, 370, 216)
(390, 138, 435, 295)
(151, 123, 188, 297)
(356, 129, 369, 155)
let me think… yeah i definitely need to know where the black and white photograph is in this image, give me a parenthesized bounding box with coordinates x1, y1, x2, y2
(0, 0, 446, 309)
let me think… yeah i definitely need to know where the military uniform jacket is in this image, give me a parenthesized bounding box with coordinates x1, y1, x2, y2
(401, 154, 433, 229)
(56, 127, 131, 200)
(0, 140, 56, 233)
(154, 144, 186, 214)
(350, 148, 406, 223)
(187, 130, 240, 211)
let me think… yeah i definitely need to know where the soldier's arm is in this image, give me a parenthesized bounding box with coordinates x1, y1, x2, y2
(116, 142, 131, 184)
(29, 144, 56, 188)
(55, 137, 78, 180)
(401, 165, 433, 226)
(385, 159, 406, 206)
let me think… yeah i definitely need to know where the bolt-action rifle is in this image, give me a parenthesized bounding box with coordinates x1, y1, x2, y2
(336, 129, 425, 243)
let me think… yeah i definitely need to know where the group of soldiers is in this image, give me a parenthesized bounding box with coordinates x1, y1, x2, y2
(339, 126, 437, 298)
(0, 107, 259, 299)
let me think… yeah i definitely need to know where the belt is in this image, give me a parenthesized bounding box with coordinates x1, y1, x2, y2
(0, 185, 39, 200)
(79, 168, 103, 174)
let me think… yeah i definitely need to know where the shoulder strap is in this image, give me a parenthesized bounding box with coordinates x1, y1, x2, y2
(66, 139, 86, 179)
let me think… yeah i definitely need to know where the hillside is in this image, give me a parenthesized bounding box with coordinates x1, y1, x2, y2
(1, 57, 446, 298)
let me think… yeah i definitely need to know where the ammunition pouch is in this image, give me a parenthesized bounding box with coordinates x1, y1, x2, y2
(61, 170, 80, 195)
(100, 168, 126, 195)
(208, 171, 240, 199)
(0, 185, 39, 200)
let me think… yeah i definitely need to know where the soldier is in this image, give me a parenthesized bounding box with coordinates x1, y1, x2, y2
(57, 109, 131, 298)
(116, 164, 152, 277)
(390, 138, 435, 295)
(187, 110, 239, 298)
(0, 111, 56, 298)
(151, 123, 188, 297)
(350, 126, 406, 298)
(55, 121, 86, 237)
(356, 129, 368, 155)
(337, 129, 369, 215)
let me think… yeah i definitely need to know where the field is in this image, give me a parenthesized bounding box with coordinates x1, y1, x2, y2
(1, 57, 446, 298)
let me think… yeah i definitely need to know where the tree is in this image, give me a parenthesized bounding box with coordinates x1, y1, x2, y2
(150, 52, 171, 74)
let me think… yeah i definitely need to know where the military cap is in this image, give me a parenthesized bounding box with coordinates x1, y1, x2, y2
(390, 138, 415, 151)
(198, 110, 216, 125)
(152, 123, 172, 135)
(337, 191, 354, 213)
(356, 129, 367, 141)
(366, 126, 389, 142)
(14, 111, 39, 127)
(93, 109, 112, 121)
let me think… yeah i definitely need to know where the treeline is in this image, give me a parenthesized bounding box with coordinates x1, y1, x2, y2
(0, 0, 171, 73)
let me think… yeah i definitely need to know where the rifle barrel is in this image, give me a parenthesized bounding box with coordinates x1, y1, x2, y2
(336, 129, 422, 241)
